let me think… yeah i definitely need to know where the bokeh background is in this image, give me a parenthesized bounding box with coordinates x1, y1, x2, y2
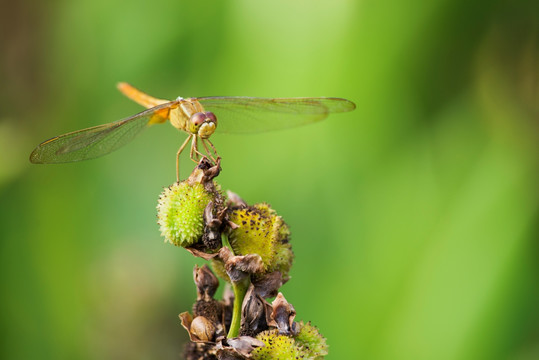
(1, 0, 538, 359)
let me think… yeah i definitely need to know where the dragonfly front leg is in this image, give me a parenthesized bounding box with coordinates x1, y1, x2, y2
(205, 138, 220, 161)
(189, 135, 197, 162)
(176, 134, 193, 182)
(201, 139, 218, 163)
(190, 135, 206, 162)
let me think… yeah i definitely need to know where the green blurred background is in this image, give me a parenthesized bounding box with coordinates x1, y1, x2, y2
(1, 0, 538, 359)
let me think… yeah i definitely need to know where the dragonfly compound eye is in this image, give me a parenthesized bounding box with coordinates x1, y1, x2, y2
(190, 112, 206, 127)
(205, 112, 217, 125)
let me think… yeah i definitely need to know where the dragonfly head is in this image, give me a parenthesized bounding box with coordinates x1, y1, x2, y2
(189, 111, 217, 139)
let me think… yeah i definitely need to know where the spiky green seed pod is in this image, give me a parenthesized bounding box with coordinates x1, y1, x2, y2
(211, 203, 293, 284)
(294, 321, 328, 359)
(157, 181, 214, 247)
(231, 203, 293, 274)
(252, 323, 328, 360)
(252, 330, 300, 360)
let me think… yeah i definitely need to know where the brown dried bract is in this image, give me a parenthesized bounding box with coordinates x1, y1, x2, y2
(199, 157, 221, 183)
(203, 201, 228, 249)
(183, 341, 217, 360)
(180, 312, 224, 344)
(240, 285, 270, 337)
(215, 336, 265, 359)
(185, 247, 221, 261)
(194, 264, 220, 301)
(226, 191, 248, 208)
(269, 293, 298, 336)
(219, 247, 264, 282)
(252, 271, 283, 299)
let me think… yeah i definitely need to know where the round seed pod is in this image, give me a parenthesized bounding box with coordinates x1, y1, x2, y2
(221, 203, 294, 282)
(157, 181, 215, 247)
(294, 321, 328, 359)
(252, 330, 300, 359)
(252, 323, 329, 360)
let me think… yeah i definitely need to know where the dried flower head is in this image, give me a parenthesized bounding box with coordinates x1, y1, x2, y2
(156, 159, 329, 359)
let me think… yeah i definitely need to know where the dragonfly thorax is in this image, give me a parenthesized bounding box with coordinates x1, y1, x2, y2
(170, 99, 218, 138)
(189, 111, 217, 139)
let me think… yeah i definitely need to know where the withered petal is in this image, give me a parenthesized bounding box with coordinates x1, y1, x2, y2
(200, 158, 221, 182)
(218, 247, 264, 282)
(215, 349, 245, 360)
(194, 264, 220, 300)
(203, 201, 225, 250)
(226, 254, 264, 274)
(215, 336, 265, 359)
(227, 336, 265, 354)
(179, 312, 195, 340)
(270, 293, 298, 336)
(186, 247, 221, 260)
(226, 191, 248, 208)
(240, 285, 270, 336)
(224, 254, 264, 282)
(218, 246, 233, 263)
(252, 271, 283, 299)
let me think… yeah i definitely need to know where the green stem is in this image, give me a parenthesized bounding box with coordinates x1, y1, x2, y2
(228, 277, 249, 338)
(221, 234, 250, 338)
(222, 233, 234, 255)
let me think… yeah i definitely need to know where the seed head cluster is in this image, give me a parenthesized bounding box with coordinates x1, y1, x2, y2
(155, 159, 328, 359)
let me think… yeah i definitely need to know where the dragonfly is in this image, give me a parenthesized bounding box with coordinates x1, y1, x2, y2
(30, 83, 356, 181)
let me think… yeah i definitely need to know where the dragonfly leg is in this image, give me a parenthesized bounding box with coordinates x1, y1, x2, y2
(203, 138, 220, 162)
(190, 135, 206, 162)
(176, 134, 193, 182)
(189, 135, 197, 161)
(201, 139, 217, 163)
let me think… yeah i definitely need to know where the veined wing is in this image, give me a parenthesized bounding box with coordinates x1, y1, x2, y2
(195, 97, 356, 134)
(30, 101, 177, 164)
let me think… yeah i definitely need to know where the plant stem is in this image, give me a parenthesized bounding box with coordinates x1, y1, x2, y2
(222, 233, 234, 255)
(228, 277, 249, 338)
(221, 234, 250, 338)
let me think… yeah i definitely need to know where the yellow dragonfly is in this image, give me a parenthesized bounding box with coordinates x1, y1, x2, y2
(30, 83, 356, 181)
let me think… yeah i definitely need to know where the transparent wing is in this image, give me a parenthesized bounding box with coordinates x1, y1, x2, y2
(195, 97, 356, 134)
(30, 101, 177, 164)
